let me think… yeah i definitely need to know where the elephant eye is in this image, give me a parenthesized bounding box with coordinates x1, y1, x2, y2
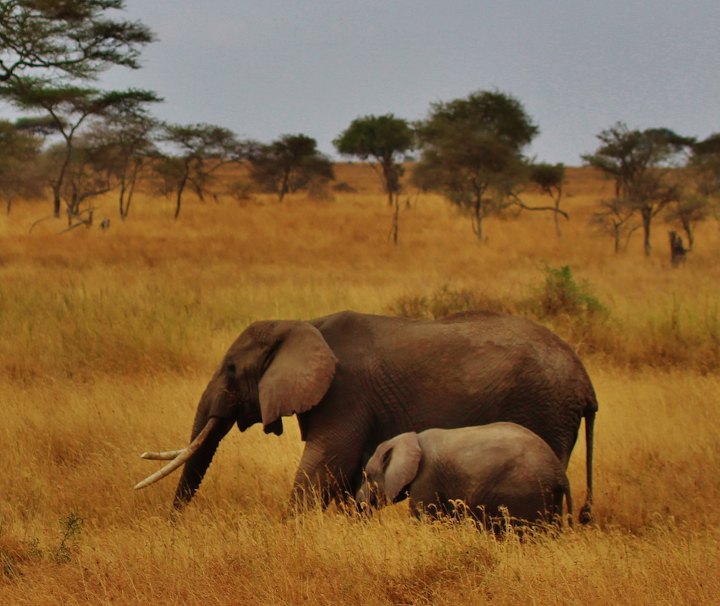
(225, 360, 237, 375)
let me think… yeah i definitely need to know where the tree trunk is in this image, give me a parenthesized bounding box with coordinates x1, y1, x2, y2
(554, 195, 562, 238)
(53, 138, 75, 219)
(279, 169, 290, 202)
(390, 193, 400, 245)
(67, 185, 79, 226)
(174, 164, 190, 220)
(53, 186, 62, 218)
(641, 207, 652, 256)
(174, 183, 185, 220)
(613, 224, 621, 254)
(123, 159, 141, 221)
(472, 199, 484, 242)
(681, 216, 694, 250)
(382, 159, 399, 207)
(118, 177, 127, 219)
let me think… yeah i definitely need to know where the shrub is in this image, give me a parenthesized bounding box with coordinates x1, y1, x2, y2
(53, 512, 84, 564)
(531, 265, 606, 320)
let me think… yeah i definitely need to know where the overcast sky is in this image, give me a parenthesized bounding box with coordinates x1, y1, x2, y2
(98, 1, 720, 164)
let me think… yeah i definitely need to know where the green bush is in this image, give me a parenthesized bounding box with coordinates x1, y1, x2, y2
(532, 265, 606, 320)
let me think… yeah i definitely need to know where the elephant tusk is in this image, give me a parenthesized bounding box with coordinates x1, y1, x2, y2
(134, 418, 220, 490)
(140, 449, 186, 460)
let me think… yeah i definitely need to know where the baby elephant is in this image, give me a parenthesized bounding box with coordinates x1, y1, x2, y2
(356, 422, 573, 528)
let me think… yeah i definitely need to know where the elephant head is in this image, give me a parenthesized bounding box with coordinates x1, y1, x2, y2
(135, 320, 337, 508)
(356, 432, 421, 508)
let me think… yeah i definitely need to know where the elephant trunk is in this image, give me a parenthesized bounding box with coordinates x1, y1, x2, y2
(135, 373, 238, 508)
(172, 414, 234, 509)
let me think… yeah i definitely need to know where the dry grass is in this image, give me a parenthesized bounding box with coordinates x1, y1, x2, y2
(1, 167, 719, 604)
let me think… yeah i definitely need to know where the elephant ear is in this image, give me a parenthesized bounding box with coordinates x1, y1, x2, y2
(258, 322, 337, 427)
(383, 432, 422, 503)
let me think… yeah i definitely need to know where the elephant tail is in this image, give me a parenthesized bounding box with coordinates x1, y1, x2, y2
(579, 406, 596, 524)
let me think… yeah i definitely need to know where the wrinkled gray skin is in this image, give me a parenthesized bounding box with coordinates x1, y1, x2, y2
(356, 423, 573, 527)
(171, 310, 597, 518)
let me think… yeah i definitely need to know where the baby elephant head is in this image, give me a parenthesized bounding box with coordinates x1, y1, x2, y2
(356, 432, 422, 509)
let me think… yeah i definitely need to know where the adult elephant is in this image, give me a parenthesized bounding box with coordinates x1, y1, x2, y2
(136, 310, 597, 521)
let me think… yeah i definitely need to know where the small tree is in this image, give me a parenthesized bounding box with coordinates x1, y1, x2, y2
(590, 197, 640, 254)
(583, 122, 693, 255)
(334, 114, 414, 244)
(0, 79, 160, 220)
(691, 133, 720, 198)
(0, 119, 44, 213)
(44, 136, 115, 225)
(85, 100, 160, 220)
(155, 123, 242, 219)
(529, 162, 566, 237)
(413, 90, 539, 241)
(664, 194, 711, 251)
(248, 134, 333, 202)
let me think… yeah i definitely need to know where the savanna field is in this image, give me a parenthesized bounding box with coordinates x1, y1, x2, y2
(1, 165, 719, 605)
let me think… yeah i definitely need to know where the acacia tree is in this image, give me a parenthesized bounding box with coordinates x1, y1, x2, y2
(0, 0, 154, 83)
(43, 135, 116, 225)
(0, 1, 155, 221)
(691, 133, 720, 201)
(85, 98, 160, 219)
(0, 118, 44, 213)
(248, 134, 333, 202)
(658, 134, 720, 250)
(530, 162, 566, 237)
(0, 80, 160, 220)
(155, 123, 243, 219)
(664, 194, 710, 251)
(591, 197, 640, 254)
(334, 114, 414, 244)
(583, 122, 693, 255)
(413, 90, 539, 241)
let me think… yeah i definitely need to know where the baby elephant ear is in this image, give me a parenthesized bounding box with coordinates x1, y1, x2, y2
(259, 322, 337, 426)
(383, 432, 422, 503)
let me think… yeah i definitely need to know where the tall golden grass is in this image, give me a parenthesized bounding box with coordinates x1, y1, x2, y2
(1, 166, 719, 604)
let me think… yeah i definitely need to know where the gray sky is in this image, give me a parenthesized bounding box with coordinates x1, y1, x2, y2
(101, 1, 719, 164)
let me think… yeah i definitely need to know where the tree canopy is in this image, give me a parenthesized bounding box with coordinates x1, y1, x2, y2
(248, 134, 333, 202)
(0, 78, 161, 218)
(334, 114, 414, 244)
(691, 133, 720, 197)
(0, 118, 43, 213)
(413, 90, 539, 241)
(334, 114, 414, 205)
(156, 123, 244, 219)
(0, 0, 154, 83)
(0, 1, 156, 220)
(530, 162, 566, 236)
(583, 122, 693, 255)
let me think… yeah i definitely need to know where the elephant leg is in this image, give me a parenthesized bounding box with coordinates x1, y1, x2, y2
(290, 440, 362, 511)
